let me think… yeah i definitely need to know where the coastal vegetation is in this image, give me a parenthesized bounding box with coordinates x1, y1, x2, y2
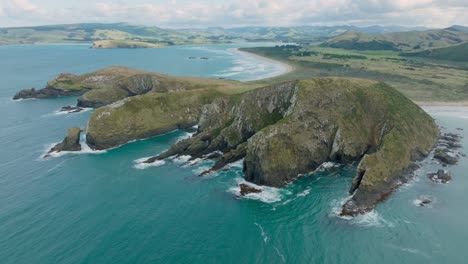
(14, 66, 439, 215)
(322, 26, 468, 51)
(241, 44, 468, 102)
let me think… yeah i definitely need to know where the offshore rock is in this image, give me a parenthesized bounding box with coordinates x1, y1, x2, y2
(239, 184, 262, 196)
(427, 169, 452, 184)
(47, 127, 82, 155)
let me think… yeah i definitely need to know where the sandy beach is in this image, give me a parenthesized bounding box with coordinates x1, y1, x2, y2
(233, 48, 294, 78)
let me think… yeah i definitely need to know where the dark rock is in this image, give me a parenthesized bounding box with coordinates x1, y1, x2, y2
(433, 149, 458, 165)
(13, 87, 86, 100)
(47, 127, 82, 155)
(239, 183, 262, 195)
(199, 143, 247, 176)
(427, 169, 452, 183)
(13, 88, 37, 100)
(418, 198, 432, 207)
(60, 105, 84, 113)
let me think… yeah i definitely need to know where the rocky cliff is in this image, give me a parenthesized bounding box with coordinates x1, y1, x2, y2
(83, 77, 438, 214)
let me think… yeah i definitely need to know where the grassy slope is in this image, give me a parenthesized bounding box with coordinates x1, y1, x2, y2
(401, 42, 468, 62)
(240, 45, 468, 101)
(324, 28, 468, 51)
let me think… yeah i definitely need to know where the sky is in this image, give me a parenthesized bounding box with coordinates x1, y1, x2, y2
(0, 0, 467, 28)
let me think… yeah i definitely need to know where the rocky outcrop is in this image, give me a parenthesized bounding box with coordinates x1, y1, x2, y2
(418, 198, 432, 207)
(60, 106, 84, 113)
(13, 87, 86, 100)
(46, 127, 82, 156)
(75, 77, 439, 215)
(13, 66, 239, 108)
(239, 184, 262, 195)
(427, 169, 452, 183)
(432, 133, 462, 165)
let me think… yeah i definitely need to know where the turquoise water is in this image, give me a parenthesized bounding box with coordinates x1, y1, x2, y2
(1, 44, 468, 264)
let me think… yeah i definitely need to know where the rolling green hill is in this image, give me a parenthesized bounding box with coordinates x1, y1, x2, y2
(0, 23, 227, 46)
(401, 42, 468, 61)
(323, 27, 468, 51)
(0, 22, 433, 47)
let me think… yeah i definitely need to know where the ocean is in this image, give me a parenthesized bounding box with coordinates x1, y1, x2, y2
(0, 44, 467, 264)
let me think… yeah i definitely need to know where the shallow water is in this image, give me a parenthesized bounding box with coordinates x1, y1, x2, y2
(0, 45, 467, 264)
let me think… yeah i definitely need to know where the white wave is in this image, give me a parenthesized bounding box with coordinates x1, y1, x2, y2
(47, 160, 66, 173)
(273, 246, 286, 263)
(386, 244, 431, 259)
(10, 97, 37, 102)
(317, 162, 339, 171)
(176, 131, 195, 142)
(44, 107, 93, 117)
(133, 157, 166, 169)
(172, 155, 191, 163)
(330, 196, 394, 227)
(297, 188, 311, 197)
(192, 165, 213, 175)
(41, 141, 106, 159)
(40, 134, 106, 159)
(254, 222, 269, 243)
(226, 159, 244, 169)
(413, 196, 434, 208)
(229, 177, 283, 203)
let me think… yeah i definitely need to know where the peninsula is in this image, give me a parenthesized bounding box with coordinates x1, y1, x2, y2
(13, 66, 439, 215)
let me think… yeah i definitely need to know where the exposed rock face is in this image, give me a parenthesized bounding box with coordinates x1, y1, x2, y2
(47, 127, 82, 155)
(86, 89, 223, 150)
(239, 184, 262, 195)
(427, 169, 452, 183)
(82, 77, 438, 215)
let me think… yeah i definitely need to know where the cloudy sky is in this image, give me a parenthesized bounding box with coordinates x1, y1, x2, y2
(0, 0, 466, 28)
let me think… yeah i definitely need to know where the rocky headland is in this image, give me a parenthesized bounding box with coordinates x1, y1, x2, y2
(13, 66, 244, 108)
(18, 67, 440, 216)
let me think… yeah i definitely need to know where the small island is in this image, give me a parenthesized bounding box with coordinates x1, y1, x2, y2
(13, 66, 439, 215)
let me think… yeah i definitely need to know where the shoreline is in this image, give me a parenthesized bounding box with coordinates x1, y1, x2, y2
(232, 48, 294, 79)
(415, 101, 468, 107)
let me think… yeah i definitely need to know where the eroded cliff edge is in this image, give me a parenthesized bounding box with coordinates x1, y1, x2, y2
(84, 77, 439, 215)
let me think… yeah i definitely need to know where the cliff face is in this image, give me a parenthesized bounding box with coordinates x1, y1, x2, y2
(86, 89, 223, 150)
(82, 76, 438, 215)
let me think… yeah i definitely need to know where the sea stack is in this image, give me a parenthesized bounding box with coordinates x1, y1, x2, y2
(47, 127, 82, 155)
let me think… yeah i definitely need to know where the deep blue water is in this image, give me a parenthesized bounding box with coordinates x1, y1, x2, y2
(0, 44, 468, 264)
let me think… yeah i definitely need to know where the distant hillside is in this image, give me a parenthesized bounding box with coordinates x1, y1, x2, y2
(322, 27, 468, 51)
(0, 23, 226, 46)
(0, 22, 432, 46)
(401, 42, 468, 61)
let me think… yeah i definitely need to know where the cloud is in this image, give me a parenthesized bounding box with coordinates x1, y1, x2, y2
(1, 0, 46, 21)
(0, 0, 466, 28)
